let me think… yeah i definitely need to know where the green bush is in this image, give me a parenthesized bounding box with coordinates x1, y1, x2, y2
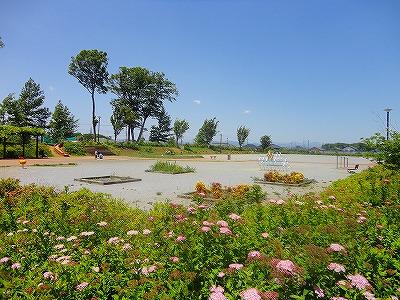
(148, 160, 195, 174)
(63, 141, 86, 156)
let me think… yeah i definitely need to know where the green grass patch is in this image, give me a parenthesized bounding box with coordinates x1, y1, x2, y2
(32, 162, 77, 167)
(147, 160, 195, 174)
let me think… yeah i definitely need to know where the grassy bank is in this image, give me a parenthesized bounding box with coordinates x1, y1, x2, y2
(0, 166, 399, 299)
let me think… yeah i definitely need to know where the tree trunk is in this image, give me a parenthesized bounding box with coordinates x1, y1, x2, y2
(35, 135, 39, 158)
(137, 117, 148, 142)
(176, 135, 179, 147)
(3, 137, 6, 159)
(91, 91, 97, 142)
(131, 126, 135, 141)
(127, 125, 131, 142)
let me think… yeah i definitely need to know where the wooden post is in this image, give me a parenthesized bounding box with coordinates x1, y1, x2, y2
(36, 135, 39, 158)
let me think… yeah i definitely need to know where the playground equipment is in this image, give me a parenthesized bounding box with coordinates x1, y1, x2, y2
(258, 152, 289, 171)
(336, 156, 349, 169)
(54, 144, 70, 157)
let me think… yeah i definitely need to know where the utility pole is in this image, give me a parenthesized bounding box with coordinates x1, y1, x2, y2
(97, 116, 101, 143)
(219, 133, 222, 153)
(384, 108, 392, 140)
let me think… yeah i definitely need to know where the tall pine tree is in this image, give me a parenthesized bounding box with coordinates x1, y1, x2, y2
(149, 107, 172, 143)
(48, 100, 78, 143)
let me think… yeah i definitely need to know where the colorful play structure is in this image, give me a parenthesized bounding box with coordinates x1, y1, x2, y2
(54, 144, 70, 157)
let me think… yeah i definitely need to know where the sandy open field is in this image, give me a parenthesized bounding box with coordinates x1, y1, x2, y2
(0, 154, 373, 209)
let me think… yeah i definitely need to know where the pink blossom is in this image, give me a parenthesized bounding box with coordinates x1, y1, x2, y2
(209, 285, 227, 300)
(56, 236, 65, 241)
(11, 263, 21, 270)
(142, 265, 157, 276)
(84, 249, 91, 255)
(0, 257, 10, 264)
(314, 286, 325, 298)
(127, 230, 139, 236)
(54, 244, 64, 250)
(328, 243, 345, 252)
(357, 216, 367, 224)
(327, 262, 346, 273)
(198, 204, 209, 210)
(107, 237, 120, 244)
(229, 263, 244, 270)
(198, 192, 206, 197)
(228, 213, 241, 221)
(217, 271, 225, 278)
(201, 226, 211, 232)
(97, 221, 108, 227)
(76, 282, 89, 291)
(170, 256, 179, 263)
(176, 235, 186, 242)
(329, 195, 336, 200)
(331, 297, 347, 300)
(167, 231, 174, 238)
(66, 236, 77, 242)
(364, 291, 376, 300)
(187, 206, 197, 214)
(240, 288, 261, 300)
(143, 229, 151, 235)
(219, 227, 232, 235)
(92, 266, 100, 272)
(203, 220, 214, 226)
(148, 216, 154, 222)
(122, 243, 132, 250)
(336, 280, 349, 287)
(248, 251, 262, 260)
(43, 271, 55, 280)
(261, 232, 269, 238)
(175, 214, 187, 222)
(276, 260, 296, 276)
(80, 231, 94, 237)
(269, 198, 285, 205)
(217, 220, 228, 227)
(22, 220, 30, 225)
(346, 274, 371, 290)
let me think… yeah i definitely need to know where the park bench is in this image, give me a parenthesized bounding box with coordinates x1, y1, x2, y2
(347, 164, 359, 174)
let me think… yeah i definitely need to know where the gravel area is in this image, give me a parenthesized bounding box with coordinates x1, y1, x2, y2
(0, 154, 373, 210)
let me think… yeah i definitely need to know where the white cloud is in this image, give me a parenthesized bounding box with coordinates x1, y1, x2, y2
(243, 110, 251, 114)
(193, 100, 201, 105)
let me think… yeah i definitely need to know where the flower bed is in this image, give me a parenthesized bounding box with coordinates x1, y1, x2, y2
(253, 171, 315, 186)
(0, 166, 399, 299)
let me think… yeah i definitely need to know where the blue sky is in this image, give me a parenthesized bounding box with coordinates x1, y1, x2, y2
(1, 0, 399, 145)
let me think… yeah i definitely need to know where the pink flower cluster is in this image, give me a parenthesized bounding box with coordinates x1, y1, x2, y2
(76, 282, 89, 291)
(209, 285, 227, 300)
(176, 235, 186, 242)
(0, 257, 10, 264)
(11, 262, 21, 270)
(228, 213, 241, 221)
(346, 274, 371, 290)
(107, 237, 120, 244)
(327, 262, 346, 273)
(141, 265, 157, 276)
(276, 259, 296, 276)
(239, 288, 261, 300)
(43, 271, 55, 280)
(247, 251, 262, 260)
(170, 256, 179, 263)
(269, 198, 285, 205)
(228, 263, 243, 271)
(127, 230, 139, 235)
(97, 221, 108, 227)
(328, 243, 345, 252)
(80, 231, 94, 237)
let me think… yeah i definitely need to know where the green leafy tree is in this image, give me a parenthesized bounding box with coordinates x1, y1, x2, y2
(362, 132, 400, 168)
(260, 135, 272, 150)
(237, 125, 250, 149)
(173, 119, 190, 147)
(68, 49, 109, 142)
(0, 37, 4, 48)
(110, 98, 139, 141)
(136, 71, 178, 142)
(195, 117, 219, 147)
(149, 107, 172, 143)
(110, 107, 125, 141)
(48, 100, 79, 143)
(2, 79, 50, 127)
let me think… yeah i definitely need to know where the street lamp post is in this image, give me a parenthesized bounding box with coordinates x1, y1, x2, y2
(97, 116, 101, 143)
(384, 108, 392, 140)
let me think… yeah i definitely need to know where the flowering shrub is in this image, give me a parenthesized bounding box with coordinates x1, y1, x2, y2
(0, 166, 399, 299)
(263, 171, 305, 184)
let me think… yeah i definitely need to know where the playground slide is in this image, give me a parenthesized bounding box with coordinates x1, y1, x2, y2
(54, 144, 70, 157)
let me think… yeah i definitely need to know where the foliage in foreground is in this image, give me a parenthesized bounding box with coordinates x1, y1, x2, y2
(148, 161, 195, 174)
(0, 166, 399, 299)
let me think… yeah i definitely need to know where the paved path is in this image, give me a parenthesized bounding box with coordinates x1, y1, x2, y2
(0, 154, 373, 210)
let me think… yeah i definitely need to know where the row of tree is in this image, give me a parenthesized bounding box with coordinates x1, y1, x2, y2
(0, 78, 78, 143)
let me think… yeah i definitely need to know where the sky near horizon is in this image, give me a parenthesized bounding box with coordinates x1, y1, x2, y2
(1, 0, 399, 145)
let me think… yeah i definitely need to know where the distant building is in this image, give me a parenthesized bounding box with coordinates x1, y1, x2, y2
(341, 146, 357, 153)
